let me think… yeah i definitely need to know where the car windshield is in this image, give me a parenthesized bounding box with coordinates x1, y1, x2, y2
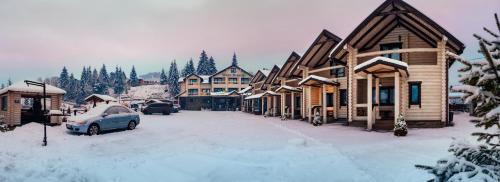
(85, 105, 117, 116)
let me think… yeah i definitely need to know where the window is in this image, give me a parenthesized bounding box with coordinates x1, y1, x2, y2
(380, 43, 402, 61)
(340, 89, 348, 106)
(228, 88, 238, 92)
(213, 88, 225, 93)
(241, 78, 250, 84)
(202, 89, 210, 94)
(230, 68, 237, 73)
(1, 96, 7, 111)
(330, 61, 345, 77)
(214, 77, 224, 84)
(409, 81, 422, 107)
(379, 87, 395, 106)
(105, 107, 120, 115)
(188, 89, 198, 96)
(229, 78, 238, 84)
(117, 107, 131, 113)
(326, 93, 334, 107)
(189, 79, 197, 85)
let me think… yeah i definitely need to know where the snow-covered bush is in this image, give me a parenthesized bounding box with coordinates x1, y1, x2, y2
(394, 114, 407, 136)
(416, 14, 500, 181)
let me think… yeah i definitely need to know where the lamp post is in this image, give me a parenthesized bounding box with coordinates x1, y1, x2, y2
(25, 80, 48, 146)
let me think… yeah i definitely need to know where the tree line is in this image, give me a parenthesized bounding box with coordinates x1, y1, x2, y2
(53, 50, 239, 104)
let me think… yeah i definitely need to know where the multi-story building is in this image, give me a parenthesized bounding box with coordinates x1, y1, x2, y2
(177, 65, 253, 111)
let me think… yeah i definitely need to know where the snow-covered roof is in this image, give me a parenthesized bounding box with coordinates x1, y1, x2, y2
(263, 91, 279, 96)
(178, 77, 185, 83)
(0, 82, 66, 95)
(200, 75, 211, 84)
(260, 69, 271, 77)
(298, 75, 338, 86)
(238, 86, 252, 94)
(210, 91, 238, 96)
(85, 94, 118, 102)
(245, 93, 265, 100)
(276, 85, 302, 92)
(354, 56, 408, 72)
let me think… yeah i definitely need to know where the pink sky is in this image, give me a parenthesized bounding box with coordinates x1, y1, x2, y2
(0, 0, 498, 84)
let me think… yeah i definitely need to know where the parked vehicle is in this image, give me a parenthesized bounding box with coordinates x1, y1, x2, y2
(172, 104, 180, 113)
(142, 102, 173, 115)
(66, 104, 140, 136)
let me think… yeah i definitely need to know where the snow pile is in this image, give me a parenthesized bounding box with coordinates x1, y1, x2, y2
(127, 85, 169, 99)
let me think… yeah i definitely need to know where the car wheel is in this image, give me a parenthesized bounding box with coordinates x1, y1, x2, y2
(87, 124, 100, 136)
(128, 121, 136, 130)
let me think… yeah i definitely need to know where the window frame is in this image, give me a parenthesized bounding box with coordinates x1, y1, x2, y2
(228, 78, 238, 84)
(188, 89, 199, 96)
(1, 96, 7, 111)
(240, 78, 250, 84)
(380, 42, 403, 61)
(408, 81, 422, 108)
(214, 77, 225, 84)
(379, 86, 395, 106)
(188, 79, 197, 85)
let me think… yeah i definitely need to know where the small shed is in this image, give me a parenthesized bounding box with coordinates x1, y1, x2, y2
(0, 82, 66, 126)
(85, 94, 118, 107)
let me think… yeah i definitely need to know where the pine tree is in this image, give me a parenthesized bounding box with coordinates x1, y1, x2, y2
(207, 56, 217, 75)
(231, 52, 239, 67)
(0, 84, 4, 89)
(181, 58, 196, 77)
(197, 50, 210, 75)
(97, 64, 110, 94)
(160, 68, 168, 85)
(130, 66, 140, 87)
(416, 14, 500, 182)
(167, 60, 180, 96)
(113, 67, 125, 95)
(59, 67, 70, 90)
(91, 68, 98, 87)
(7, 78, 12, 86)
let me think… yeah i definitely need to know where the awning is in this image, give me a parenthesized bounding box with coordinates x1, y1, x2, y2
(275, 85, 302, 93)
(354, 56, 409, 77)
(262, 91, 280, 97)
(238, 86, 252, 94)
(245, 93, 265, 100)
(298, 75, 339, 86)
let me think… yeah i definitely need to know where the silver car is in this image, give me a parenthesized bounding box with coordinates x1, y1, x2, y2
(66, 104, 140, 136)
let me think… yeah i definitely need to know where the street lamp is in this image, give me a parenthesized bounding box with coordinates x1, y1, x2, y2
(25, 80, 48, 146)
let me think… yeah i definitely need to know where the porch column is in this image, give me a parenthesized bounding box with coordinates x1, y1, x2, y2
(375, 77, 380, 120)
(281, 93, 285, 117)
(307, 86, 312, 123)
(291, 92, 295, 119)
(367, 74, 373, 130)
(394, 72, 400, 125)
(322, 84, 327, 124)
(261, 97, 265, 115)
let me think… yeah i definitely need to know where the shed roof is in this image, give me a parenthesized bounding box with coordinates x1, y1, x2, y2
(84, 94, 118, 102)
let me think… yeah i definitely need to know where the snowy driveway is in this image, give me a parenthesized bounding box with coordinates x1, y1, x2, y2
(0, 111, 477, 182)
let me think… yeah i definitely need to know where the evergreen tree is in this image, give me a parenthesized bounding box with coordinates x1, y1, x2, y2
(97, 64, 110, 94)
(207, 56, 217, 75)
(77, 67, 93, 104)
(91, 68, 98, 87)
(416, 14, 500, 182)
(160, 68, 168, 85)
(231, 52, 239, 67)
(181, 58, 196, 77)
(113, 67, 125, 95)
(197, 50, 210, 75)
(1, 84, 4, 89)
(130, 66, 139, 87)
(7, 78, 12, 86)
(59, 67, 70, 90)
(167, 60, 180, 96)
(66, 73, 78, 101)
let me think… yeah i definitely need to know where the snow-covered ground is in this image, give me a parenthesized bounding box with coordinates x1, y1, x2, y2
(0, 111, 479, 182)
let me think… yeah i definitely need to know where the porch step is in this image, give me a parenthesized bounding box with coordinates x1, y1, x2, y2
(373, 120, 394, 130)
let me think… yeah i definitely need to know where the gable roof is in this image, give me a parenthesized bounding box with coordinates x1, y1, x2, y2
(330, 0, 465, 63)
(272, 52, 302, 85)
(210, 65, 253, 79)
(290, 29, 342, 76)
(181, 74, 210, 84)
(261, 65, 282, 90)
(250, 69, 270, 84)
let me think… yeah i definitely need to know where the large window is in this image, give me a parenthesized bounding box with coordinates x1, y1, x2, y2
(330, 61, 345, 77)
(379, 87, 394, 106)
(228, 88, 238, 92)
(380, 43, 402, 61)
(240, 78, 250, 84)
(213, 88, 225, 93)
(1, 96, 7, 111)
(214, 77, 225, 84)
(188, 89, 198, 96)
(228, 78, 238, 84)
(340, 89, 348, 106)
(409, 81, 422, 107)
(189, 79, 197, 85)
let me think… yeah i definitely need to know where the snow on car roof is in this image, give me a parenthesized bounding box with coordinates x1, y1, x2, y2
(0, 82, 66, 95)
